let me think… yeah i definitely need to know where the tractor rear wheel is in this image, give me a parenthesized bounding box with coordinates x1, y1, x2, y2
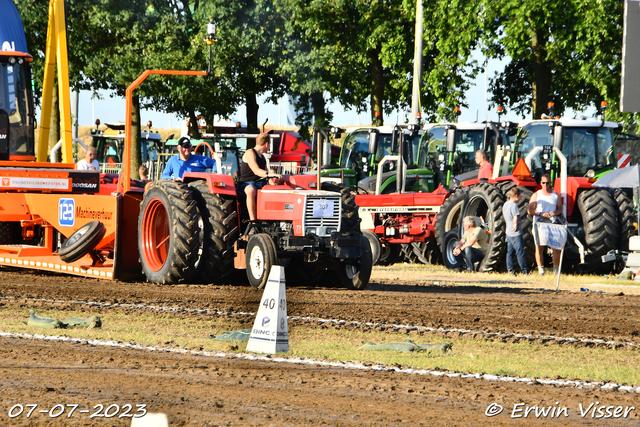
(189, 180, 239, 284)
(460, 183, 507, 272)
(246, 233, 278, 289)
(362, 230, 381, 265)
(574, 188, 619, 274)
(335, 235, 372, 290)
(435, 188, 468, 251)
(611, 188, 635, 252)
(321, 182, 360, 232)
(138, 180, 201, 284)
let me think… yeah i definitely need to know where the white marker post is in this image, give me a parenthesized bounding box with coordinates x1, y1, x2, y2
(245, 266, 289, 354)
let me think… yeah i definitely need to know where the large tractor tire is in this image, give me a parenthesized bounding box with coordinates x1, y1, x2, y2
(188, 180, 239, 284)
(460, 183, 507, 272)
(434, 188, 468, 250)
(495, 181, 536, 271)
(573, 188, 619, 274)
(138, 180, 201, 284)
(321, 182, 360, 232)
(335, 235, 373, 290)
(246, 233, 278, 289)
(610, 188, 635, 252)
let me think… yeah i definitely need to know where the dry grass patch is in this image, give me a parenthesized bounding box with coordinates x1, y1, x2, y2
(372, 264, 640, 295)
(1, 305, 638, 387)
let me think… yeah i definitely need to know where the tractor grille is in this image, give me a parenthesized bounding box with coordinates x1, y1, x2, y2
(303, 195, 342, 235)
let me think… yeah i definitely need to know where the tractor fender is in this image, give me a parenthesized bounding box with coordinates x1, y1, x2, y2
(182, 173, 237, 197)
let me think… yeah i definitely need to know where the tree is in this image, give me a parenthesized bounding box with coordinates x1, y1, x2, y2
(482, 0, 632, 123)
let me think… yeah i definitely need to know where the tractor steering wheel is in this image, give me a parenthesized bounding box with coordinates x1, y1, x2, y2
(194, 141, 215, 158)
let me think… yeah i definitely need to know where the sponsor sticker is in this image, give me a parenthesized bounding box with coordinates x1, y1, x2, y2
(69, 171, 100, 193)
(0, 177, 69, 190)
(58, 198, 76, 227)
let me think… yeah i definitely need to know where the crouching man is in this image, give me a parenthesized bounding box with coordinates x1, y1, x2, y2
(452, 216, 488, 272)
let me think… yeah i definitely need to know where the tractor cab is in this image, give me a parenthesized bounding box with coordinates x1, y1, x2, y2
(0, 51, 35, 161)
(417, 121, 510, 188)
(338, 126, 421, 183)
(334, 125, 435, 194)
(89, 121, 161, 174)
(512, 108, 617, 183)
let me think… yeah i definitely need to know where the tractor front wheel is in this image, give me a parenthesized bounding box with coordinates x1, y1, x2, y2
(402, 240, 442, 265)
(335, 235, 372, 290)
(246, 233, 278, 289)
(138, 180, 201, 284)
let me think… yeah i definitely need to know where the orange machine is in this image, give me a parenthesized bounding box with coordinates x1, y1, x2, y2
(0, 7, 207, 279)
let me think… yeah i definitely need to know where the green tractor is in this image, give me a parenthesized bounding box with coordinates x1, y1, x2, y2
(322, 125, 436, 194)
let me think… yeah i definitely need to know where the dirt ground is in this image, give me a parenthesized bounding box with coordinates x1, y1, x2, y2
(1, 268, 639, 426)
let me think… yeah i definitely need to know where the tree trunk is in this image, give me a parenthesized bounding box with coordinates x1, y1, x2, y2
(246, 93, 259, 149)
(531, 27, 552, 119)
(131, 95, 142, 180)
(311, 91, 329, 129)
(188, 110, 200, 139)
(49, 82, 61, 162)
(368, 47, 384, 127)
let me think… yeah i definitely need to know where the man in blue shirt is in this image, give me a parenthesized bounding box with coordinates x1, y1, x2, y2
(161, 137, 217, 180)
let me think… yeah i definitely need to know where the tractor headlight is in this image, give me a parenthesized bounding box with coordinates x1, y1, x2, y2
(586, 169, 595, 179)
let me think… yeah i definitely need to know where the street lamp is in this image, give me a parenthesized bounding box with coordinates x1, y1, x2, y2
(205, 20, 217, 77)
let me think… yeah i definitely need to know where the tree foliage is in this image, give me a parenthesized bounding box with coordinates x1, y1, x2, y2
(482, 0, 633, 126)
(16, 0, 640, 153)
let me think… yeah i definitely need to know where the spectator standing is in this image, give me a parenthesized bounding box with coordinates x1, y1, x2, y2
(527, 174, 563, 275)
(476, 149, 493, 181)
(503, 187, 528, 275)
(452, 216, 488, 272)
(77, 147, 100, 171)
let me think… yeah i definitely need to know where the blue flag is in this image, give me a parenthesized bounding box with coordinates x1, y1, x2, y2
(0, 0, 28, 54)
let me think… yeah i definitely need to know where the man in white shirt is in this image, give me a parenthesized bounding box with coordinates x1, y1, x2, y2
(77, 147, 100, 171)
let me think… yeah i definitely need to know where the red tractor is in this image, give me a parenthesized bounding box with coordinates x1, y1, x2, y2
(437, 105, 633, 274)
(139, 142, 371, 289)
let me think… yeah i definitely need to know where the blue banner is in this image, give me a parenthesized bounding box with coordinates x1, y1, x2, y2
(0, 0, 28, 53)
